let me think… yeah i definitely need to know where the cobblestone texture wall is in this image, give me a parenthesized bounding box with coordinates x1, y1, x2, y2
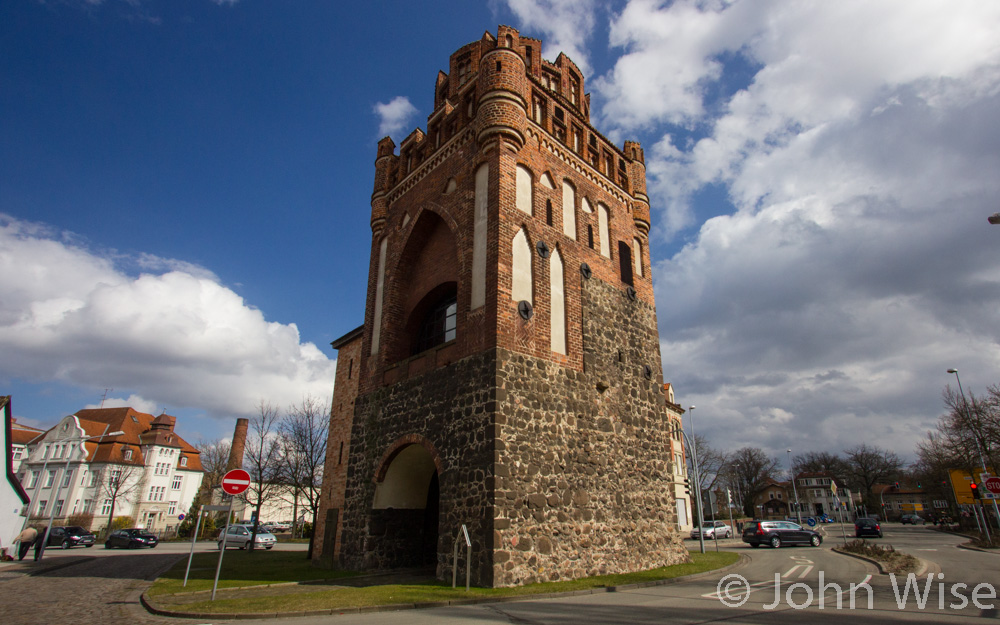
(337, 348, 498, 584)
(491, 276, 688, 586)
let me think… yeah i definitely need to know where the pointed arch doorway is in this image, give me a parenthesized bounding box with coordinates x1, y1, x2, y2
(371, 440, 441, 567)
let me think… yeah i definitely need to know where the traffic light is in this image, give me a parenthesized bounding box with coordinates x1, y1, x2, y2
(894, 481, 900, 489)
(684, 477, 692, 496)
(970, 482, 981, 499)
(917, 482, 922, 489)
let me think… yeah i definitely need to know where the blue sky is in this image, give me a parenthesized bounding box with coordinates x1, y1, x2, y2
(3, 0, 999, 461)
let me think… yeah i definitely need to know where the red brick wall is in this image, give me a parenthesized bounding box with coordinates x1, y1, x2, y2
(312, 334, 361, 562)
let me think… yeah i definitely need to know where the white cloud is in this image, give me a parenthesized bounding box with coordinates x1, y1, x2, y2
(502, 0, 598, 74)
(594, 0, 1000, 458)
(0, 214, 336, 421)
(373, 96, 418, 139)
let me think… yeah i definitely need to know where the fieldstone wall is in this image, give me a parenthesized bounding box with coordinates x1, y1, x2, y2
(491, 276, 688, 586)
(338, 347, 498, 585)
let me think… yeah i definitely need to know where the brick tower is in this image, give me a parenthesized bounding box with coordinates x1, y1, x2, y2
(314, 26, 688, 587)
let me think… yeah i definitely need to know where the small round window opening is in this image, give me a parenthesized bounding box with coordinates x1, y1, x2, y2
(518, 300, 534, 320)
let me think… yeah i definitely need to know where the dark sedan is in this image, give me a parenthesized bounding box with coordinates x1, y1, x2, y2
(48, 526, 96, 548)
(104, 528, 159, 549)
(855, 517, 883, 538)
(742, 520, 823, 548)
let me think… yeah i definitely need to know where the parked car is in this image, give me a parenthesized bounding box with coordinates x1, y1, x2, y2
(218, 524, 276, 550)
(854, 517, 883, 538)
(742, 520, 823, 548)
(105, 528, 159, 549)
(48, 526, 96, 548)
(900, 514, 925, 525)
(691, 521, 732, 540)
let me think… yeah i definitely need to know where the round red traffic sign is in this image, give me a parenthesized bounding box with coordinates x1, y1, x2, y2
(984, 477, 1000, 495)
(222, 469, 251, 495)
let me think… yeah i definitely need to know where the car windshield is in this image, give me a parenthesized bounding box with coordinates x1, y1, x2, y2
(64, 526, 87, 533)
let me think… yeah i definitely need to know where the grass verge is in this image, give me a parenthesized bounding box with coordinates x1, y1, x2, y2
(148, 550, 363, 596)
(149, 550, 739, 615)
(839, 539, 920, 574)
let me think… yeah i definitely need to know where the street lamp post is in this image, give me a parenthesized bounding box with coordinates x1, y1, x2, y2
(948, 368, 1000, 531)
(37, 428, 124, 560)
(788, 449, 801, 524)
(686, 406, 706, 554)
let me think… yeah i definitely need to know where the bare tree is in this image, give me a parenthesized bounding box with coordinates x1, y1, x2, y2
(843, 443, 904, 508)
(194, 438, 231, 504)
(791, 451, 850, 482)
(727, 447, 781, 518)
(690, 434, 728, 495)
(278, 396, 328, 557)
(241, 401, 284, 552)
(96, 463, 143, 535)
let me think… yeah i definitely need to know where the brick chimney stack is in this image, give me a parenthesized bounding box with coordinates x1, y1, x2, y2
(226, 418, 249, 472)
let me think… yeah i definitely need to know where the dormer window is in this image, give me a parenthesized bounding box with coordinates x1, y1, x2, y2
(180, 456, 188, 468)
(123, 448, 133, 461)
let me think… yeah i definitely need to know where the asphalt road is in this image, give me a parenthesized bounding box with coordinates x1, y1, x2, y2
(3, 526, 998, 624)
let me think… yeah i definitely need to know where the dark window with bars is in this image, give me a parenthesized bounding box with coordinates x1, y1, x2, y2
(412, 294, 457, 355)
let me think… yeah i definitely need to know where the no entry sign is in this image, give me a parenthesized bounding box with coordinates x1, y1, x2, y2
(221, 469, 251, 495)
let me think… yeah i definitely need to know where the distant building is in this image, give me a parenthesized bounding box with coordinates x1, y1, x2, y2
(10, 418, 44, 474)
(794, 471, 858, 517)
(17, 407, 204, 533)
(1, 397, 30, 556)
(754, 479, 791, 519)
(664, 384, 692, 532)
(874, 482, 932, 519)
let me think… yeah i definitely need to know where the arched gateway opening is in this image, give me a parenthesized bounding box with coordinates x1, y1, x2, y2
(371, 442, 440, 567)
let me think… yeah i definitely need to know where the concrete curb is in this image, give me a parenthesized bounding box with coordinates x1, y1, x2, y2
(831, 546, 936, 576)
(141, 554, 750, 620)
(956, 542, 1000, 554)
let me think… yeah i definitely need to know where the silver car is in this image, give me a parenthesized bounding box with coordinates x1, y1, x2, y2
(218, 524, 276, 550)
(691, 520, 732, 539)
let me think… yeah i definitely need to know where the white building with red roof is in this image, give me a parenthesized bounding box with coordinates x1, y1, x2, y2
(17, 407, 204, 534)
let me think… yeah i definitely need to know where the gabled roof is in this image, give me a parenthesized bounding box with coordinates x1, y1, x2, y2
(34, 407, 204, 472)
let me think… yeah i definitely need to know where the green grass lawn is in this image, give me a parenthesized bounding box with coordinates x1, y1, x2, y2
(149, 550, 362, 596)
(149, 550, 739, 615)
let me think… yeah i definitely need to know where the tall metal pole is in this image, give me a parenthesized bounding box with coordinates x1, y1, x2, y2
(949, 369, 1000, 530)
(687, 406, 706, 554)
(788, 449, 801, 524)
(184, 506, 205, 587)
(212, 498, 235, 601)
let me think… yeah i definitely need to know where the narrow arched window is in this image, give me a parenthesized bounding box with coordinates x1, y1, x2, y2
(512, 228, 532, 303)
(562, 180, 576, 240)
(516, 164, 533, 215)
(550, 247, 566, 354)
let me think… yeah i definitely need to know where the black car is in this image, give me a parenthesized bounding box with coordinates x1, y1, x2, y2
(900, 514, 925, 525)
(104, 528, 159, 549)
(855, 517, 883, 538)
(48, 526, 96, 548)
(742, 520, 823, 548)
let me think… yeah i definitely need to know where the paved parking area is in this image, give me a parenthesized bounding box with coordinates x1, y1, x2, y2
(0, 542, 308, 625)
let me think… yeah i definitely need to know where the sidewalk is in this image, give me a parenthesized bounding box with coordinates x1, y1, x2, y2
(0, 552, 94, 578)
